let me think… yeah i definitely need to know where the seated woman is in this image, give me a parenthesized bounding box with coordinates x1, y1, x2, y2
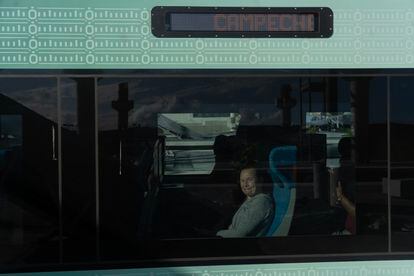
(217, 163, 274, 238)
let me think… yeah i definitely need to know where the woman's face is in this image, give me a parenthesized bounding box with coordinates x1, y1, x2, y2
(240, 168, 258, 199)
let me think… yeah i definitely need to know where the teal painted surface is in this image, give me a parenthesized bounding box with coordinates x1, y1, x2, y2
(4, 260, 414, 275)
(0, 0, 413, 68)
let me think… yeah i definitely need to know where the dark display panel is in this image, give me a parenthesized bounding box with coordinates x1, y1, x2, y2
(169, 13, 316, 32)
(152, 7, 333, 38)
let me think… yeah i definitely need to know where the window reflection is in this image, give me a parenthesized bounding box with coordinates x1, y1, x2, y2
(0, 78, 58, 264)
(0, 79, 57, 122)
(97, 76, 387, 253)
(0, 72, 406, 267)
(391, 77, 414, 251)
(159, 113, 240, 175)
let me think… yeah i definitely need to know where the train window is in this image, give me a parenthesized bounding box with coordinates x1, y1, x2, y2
(2, 72, 408, 269)
(96, 75, 388, 260)
(390, 77, 414, 251)
(0, 78, 59, 264)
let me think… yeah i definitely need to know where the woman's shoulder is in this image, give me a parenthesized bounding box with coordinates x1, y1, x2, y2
(254, 193, 272, 199)
(252, 193, 273, 204)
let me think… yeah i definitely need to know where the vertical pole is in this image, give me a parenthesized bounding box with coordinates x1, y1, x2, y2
(387, 76, 391, 253)
(95, 77, 100, 261)
(299, 78, 303, 128)
(57, 77, 63, 263)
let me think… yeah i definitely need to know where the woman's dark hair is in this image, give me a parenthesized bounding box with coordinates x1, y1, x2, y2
(237, 161, 259, 183)
(234, 143, 257, 168)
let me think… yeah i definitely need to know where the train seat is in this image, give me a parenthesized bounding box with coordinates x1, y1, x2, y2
(266, 146, 297, 237)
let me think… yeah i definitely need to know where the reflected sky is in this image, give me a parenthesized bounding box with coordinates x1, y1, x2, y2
(0, 75, 413, 129)
(0, 78, 57, 122)
(97, 76, 391, 131)
(391, 77, 414, 124)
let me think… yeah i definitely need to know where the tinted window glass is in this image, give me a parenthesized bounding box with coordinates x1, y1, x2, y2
(0, 78, 58, 264)
(0, 73, 396, 270)
(391, 76, 414, 251)
(97, 76, 388, 260)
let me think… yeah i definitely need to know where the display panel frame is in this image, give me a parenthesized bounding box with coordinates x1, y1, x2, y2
(151, 6, 334, 38)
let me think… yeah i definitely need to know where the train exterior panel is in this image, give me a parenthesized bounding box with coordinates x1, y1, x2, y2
(0, 0, 412, 69)
(1, 0, 414, 275)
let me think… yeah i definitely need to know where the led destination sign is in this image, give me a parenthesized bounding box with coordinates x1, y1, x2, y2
(169, 13, 316, 32)
(152, 7, 333, 38)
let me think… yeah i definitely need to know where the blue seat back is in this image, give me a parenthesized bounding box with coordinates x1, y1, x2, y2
(266, 146, 297, 237)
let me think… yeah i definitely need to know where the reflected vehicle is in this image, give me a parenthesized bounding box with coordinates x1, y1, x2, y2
(159, 113, 234, 175)
(306, 112, 354, 168)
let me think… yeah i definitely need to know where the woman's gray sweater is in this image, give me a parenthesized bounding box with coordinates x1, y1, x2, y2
(217, 193, 274, 238)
